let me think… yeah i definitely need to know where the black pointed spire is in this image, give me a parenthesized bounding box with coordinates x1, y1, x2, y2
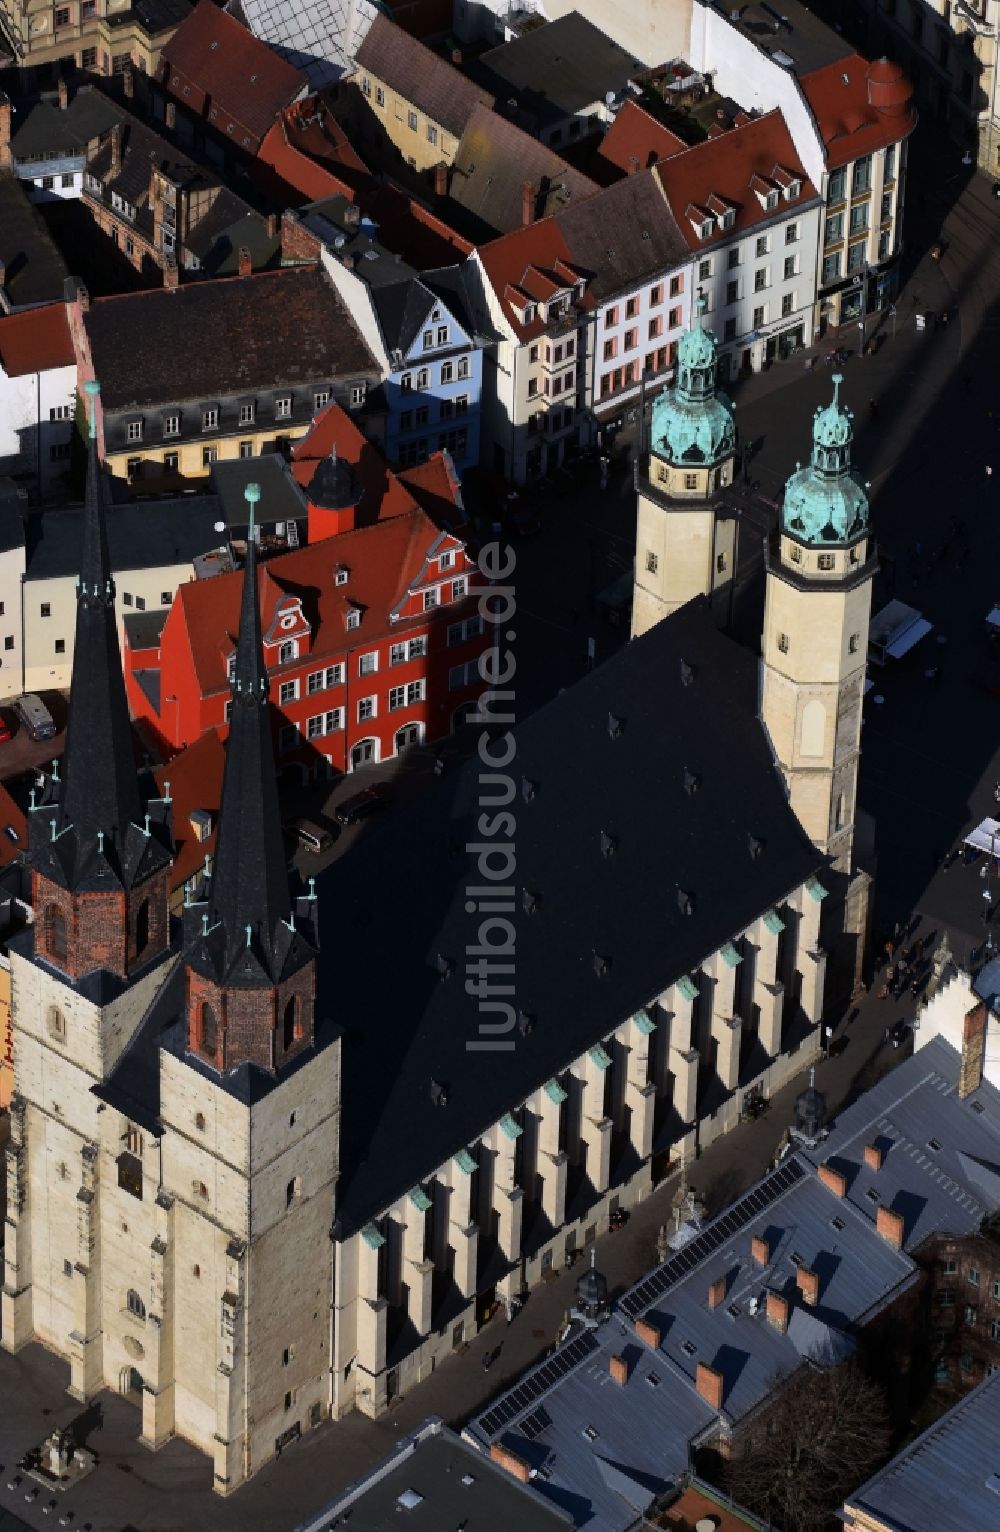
(204, 484, 293, 980)
(57, 379, 144, 857)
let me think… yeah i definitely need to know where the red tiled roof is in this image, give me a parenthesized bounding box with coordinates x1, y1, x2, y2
(477, 219, 593, 341)
(653, 110, 818, 253)
(597, 100, 686, 177)
(160, 0, 307, 152)
(397, 450, 465, 530)
(0, 303, 73, 377)
(178, 508, 444, 696)
(258, 110, 362, 205)
(365, 182, 474, 264)
(291, 400, 419, 526)
(800, 55, 916, 169)
(153, 727, 225, 893)
(0, 783, 27, 868)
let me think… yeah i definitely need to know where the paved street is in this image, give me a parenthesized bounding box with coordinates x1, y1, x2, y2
(1, 125, 999, 1532)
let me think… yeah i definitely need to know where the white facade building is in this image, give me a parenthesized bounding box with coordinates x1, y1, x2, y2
(0, 306, 76, 501)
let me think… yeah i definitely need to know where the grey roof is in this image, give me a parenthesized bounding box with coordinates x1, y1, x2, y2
(182, 197, 279, 275)
(722, 0, 854, 78)
(0, 173, 72, 311)
(474, 14, 640, 129)
(26, 495, 224, 581)
(844, 1370, 1000, 1532)
(465, 1038, 1000, 1531)
(355, 14, 494, 139)
(11, 85, 123, 161)
(447, 103, 600, 240)
(324, 597, 820, 1230)
(209, 454, 307, 530)
(298, 1418, 573, 1532)
(554, 168, 688, 302)
(123, 610, 169, 650)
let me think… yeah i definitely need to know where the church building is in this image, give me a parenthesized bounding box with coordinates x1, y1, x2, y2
(3, 335, 875, 1491)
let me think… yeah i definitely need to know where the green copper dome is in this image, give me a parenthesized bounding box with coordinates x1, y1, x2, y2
(650, 322, 735, 467)
(782, 375, 869, 545)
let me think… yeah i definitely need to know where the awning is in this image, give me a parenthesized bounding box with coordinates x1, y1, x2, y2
(964, 818, 1000, 856)
(885, 616, 933, 659)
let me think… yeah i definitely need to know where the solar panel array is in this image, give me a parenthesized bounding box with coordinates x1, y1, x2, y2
(477, 1330, 600, 1440)
(619, 1157, 805, 1321)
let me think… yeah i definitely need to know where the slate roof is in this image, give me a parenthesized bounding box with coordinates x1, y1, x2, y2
(300, 1420, 573, 1532)
(209, 453, 307, 532)
(473, 14, 641, 130)
(447, 103, 599, 240)
(0, 304, 74, 377)
(726, 0, 854, 78)
(321, 597, 820, 1230)
(160, 0, 307, 152)
(843, 1370, 1000, 1532)
(25, 495, 224, 581)
(84, 266, 377, 411)
(355, 14, 494, 139)
(554, 167, 688, 303)
(10, 85, 122, 161)
(0, 174, 72, 312)
(465, 1037, 1000, 1530)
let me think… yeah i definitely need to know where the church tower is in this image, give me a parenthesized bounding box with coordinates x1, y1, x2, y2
(760, 376, 876, 875)
(632, 313, 737, 637)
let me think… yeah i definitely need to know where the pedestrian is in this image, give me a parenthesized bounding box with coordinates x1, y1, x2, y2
(987, 465, 994, 477)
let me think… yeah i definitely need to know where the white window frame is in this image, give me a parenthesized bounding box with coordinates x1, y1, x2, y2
(359, 651, 378, 676)
(127, 419, 143, 442)
(163, 413, 180, 437)
(279, 679, 299, 705)
(202, 407, 218, 431)
(357, 695, 376, 722)
(275, 395, 292, 419)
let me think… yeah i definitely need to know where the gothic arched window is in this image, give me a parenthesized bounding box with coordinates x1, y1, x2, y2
(135, 898, 150, 957)
(126, 1289, 146, 1319)
(47, 905, 67, 964)
(282, 996, 297, 1051)
(200, 1001, 217, 1056)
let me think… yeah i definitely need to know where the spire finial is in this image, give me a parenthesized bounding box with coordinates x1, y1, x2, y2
(831, 373, 843, 408)
(695, 292, 708, 326)
(244, 481, 261, 547)
(83, 378, 100, 440)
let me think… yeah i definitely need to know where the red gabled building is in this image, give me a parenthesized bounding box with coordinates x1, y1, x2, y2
(125, 507, 488, 776)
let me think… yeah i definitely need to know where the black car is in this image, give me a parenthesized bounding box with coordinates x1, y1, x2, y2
(334, 785, 389, 826)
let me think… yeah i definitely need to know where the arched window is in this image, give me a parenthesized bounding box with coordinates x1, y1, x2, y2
(200, 1001, 217, 1056)
(135, 898, 150, 957)
(126, 1289, 146, 1319)
(47, 905, 67, 964)
(282, 996, 297, 1051)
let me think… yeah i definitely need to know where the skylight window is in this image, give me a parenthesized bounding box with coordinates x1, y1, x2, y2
(681, 1340, 697, 1356)
(397, 1488, 423, 1510)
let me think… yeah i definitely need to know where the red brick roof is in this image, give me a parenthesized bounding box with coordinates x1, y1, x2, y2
(597, 100, 686, 177)
(0, 782, 27, 868)
(153, 727, 225, 892)
(397, 450, 465, 531)
(0, 303, 73, 377)
(291, 400, 420, 526)
(160, 0, 307, 153)
(477, 219, 593, 342)
(653, 110, 817, 252)
(177, 508, 445, 696)
(800, 55, 916, 169)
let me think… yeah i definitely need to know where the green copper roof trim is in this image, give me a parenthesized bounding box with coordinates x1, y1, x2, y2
(634, 1007, 657, 1035)
(361, 1223, 386, 1250)
(720, 941, 743, 968)
(588, 1043, 612, 1071)
(454, 1149, 476, 1175)
(544, 1078, 568, 1104)
(677, 974, 700, 1002)
(806, 877, 829, 902)
(408, 1186, 432, 1213)
(499, 1112, 523, 1140)
(763, 908, 786, 935)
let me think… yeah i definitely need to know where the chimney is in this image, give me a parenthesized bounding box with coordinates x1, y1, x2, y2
(237, 245, 252, 278)
(796, 1267, 820, 1306)
(123, 68, 134, 100)
(57, 76, 68, 110)
(266, 212, 278, 238)
(165, 100, 176, 131)
(695, 1363, 724, 1410)
(522, 180, 535, 227)
(864, 1143, 884, 1172)
(708, 1276, 726, 1310)
(434, 162, 448, 198)
(818, 1163, 847, 1198)
(110, 121, 123, 175)
(876, 1206, 905, 1250)
(342, 202, 360, 228)
(628, 153, 639, 175)
(765, 1291, 789, 1333)
(609, 1354, 629, 1386)
(751, 1234, 770, 1266)
(489, 1443, 531, 1483)
(341, 251, 357, 271)
(452, 47, 463, 64)
(634, 1318, 660, 1349)
(0, 90, 12, 172)
(959, 1003, 988, 1099)
(163, 258, 179, 291)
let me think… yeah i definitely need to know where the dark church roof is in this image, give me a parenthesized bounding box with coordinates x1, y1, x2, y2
(99, 597, 821, 1218)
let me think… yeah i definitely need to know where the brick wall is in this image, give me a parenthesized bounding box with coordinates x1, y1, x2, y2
(185, 957, 316, 1073)
(281, 212, 322, 264)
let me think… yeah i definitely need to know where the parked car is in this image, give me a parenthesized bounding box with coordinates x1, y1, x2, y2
(287, 818, 334, 854)
(334, 785, 389, 826)
(13, 694, 55, 741)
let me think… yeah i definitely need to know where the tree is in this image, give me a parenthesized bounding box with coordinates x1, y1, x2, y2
(724, 1363, 891, 1532)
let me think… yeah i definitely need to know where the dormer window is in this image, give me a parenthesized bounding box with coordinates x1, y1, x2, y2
(721, 208, 735, 230)
(346, 608, 360, 630)
(523, 303, 535, 322)
(335, 566, 349, 586)
(766, 189, 779, 210)
(786, 180, 801, 200)
(700, 220, 713, 240)
(438, 550, 455, 570)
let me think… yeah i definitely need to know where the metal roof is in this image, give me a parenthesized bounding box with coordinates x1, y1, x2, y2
(843, 1370, 1000, 1532)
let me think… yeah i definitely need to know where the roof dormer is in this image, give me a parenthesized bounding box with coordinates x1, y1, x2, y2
(771, 164, 802, 200)
(685, 202, 715, 240)
(749, 173, 779, 210)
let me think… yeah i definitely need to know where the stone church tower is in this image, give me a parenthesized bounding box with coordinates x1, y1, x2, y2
(2, 397, 339, 1494)
(632, 317, 737, 637)
(760, 376, 876, 876)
